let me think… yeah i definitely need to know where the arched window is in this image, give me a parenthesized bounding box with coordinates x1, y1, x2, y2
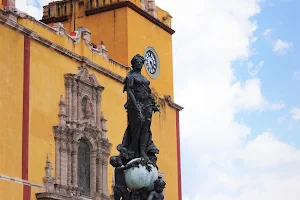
(90, 0, 93, 8)
(78, 139, 90, 196)
(103, 0, 106, 5)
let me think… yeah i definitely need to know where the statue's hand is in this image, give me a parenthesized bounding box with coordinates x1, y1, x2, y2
(131, 161, 139, 168)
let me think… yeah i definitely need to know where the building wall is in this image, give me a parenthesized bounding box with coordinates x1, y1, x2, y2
(0, 22, 24, 200)
(0, 2, 181, 200)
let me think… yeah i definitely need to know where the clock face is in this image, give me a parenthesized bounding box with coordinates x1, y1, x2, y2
(145, 51, 157, 74)
(144, 47, 160, 79)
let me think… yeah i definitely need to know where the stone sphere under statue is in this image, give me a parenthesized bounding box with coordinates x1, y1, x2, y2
(124, 158, 158, 190)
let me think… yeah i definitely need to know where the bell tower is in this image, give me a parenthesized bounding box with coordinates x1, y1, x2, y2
(41, 0, 175, 98)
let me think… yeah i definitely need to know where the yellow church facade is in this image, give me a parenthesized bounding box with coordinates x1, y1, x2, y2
(0, 0, 183, 200)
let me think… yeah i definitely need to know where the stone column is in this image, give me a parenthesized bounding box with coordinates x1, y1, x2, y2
(101, 153, 109, 196)
(72, 79, 77, 123)
(90, 150, 97, 197)
(92, 88, 97, 125)
(77, 88, 82, 121)
(60, 135, 68, 186)
(96, 151, 102, 194)
(65, 78, 72, 121)
(67, 137, 72, 187)
(59, 96, 67, 127)
(54, 132, 61, 181)
(96, 91, 101, 129)
(72, 141, 79, 188)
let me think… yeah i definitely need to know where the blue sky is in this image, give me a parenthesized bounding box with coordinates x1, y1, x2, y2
(234, 0, 300, 146)
(16, 0, 300, 199)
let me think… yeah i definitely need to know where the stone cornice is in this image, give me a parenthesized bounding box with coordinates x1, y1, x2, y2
(0, 173, 45, 189)
(85, 1, 175, 35)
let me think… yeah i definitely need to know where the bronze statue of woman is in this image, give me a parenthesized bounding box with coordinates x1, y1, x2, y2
(118, 54, 159, 164)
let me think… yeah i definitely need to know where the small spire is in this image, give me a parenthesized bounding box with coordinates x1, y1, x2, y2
(59, 95, 64, 103)
(45, 154, 53, 178)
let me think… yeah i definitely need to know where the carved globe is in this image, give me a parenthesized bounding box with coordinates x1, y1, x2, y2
(124, 158, 158, 190)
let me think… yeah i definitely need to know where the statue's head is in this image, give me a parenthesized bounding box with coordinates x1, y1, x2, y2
(131, 54, 145, 71)
(154, 178, 166, 193)
(109, 156, 123, 167)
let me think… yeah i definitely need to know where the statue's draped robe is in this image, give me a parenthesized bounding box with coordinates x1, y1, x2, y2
(121, 72, 159, 161)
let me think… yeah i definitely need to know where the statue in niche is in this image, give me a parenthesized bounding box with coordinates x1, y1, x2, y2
(82, 96, 93, 119)
(118, 54, 160, 165)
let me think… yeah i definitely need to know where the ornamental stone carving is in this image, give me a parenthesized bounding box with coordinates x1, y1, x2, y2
(36, 67, 111, 200)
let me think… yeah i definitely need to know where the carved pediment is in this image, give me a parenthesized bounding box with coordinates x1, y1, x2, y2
(74, 67, 100, 88)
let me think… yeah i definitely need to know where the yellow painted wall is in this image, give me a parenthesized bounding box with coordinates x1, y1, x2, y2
(0, 180, 23, 200)
(64, 7, 129, 65)
(152, 103, 178, 200)
(0, 24, 24, 200)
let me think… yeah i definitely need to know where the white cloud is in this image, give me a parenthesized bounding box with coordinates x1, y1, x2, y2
(15, 0, 61, 20)
(290, 106, 300, 121)
(273, 39, 293, 55)
(262, 28, 272, 36)
(231, 78, 268, 112)
(184, 175, 300, 200)
(247, 60, 264, 77)
(268, 101, 286, 110)
(15, 0, 41, 19)
(278, 115, 287, 124)
(262, 29, 293, 55)
(238, 131, 300, 167)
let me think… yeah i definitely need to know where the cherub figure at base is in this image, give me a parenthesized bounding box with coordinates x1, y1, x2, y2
(110, 156, 139, 200)
(147, 179, 166, 200)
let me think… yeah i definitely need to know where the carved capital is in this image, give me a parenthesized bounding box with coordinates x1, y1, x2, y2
(90, 150, 97, 158)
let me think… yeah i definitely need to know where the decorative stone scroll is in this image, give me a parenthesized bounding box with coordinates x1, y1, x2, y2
(37, 67, 111, 200)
